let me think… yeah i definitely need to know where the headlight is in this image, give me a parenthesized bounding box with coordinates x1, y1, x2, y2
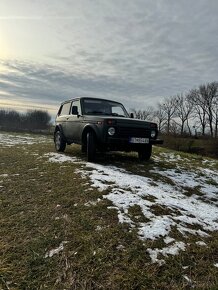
(108, 127, 115, 136)
(151, 130, 156, 138)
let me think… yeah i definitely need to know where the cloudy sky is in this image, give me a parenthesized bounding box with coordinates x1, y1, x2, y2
(0, 0, 218, 117)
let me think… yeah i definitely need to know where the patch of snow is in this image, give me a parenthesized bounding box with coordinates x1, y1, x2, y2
(116, 244, 125, 250)
(84, 198, 101, 207)
(147, 242, 186, 265)
(45, 152, 79, 163)
(199, 167, 218, 183)
(0, 174, 8, 177)
(214, 263, 218, 268)
(0, 133, 48, 147)
(183, 275, 195, 287)
(195, 241, 207, 246)
(138, 216, 174, 240)
(45, 241, 68, 258)
(177, 226, 209, 238)
(151, 167, 218, 203)
(84, 188, 94, 192)
(78, 162, 218, 264)
(164, 237, 175, 244)
(95, 226, 102, 231)
(202, 159, 217, 167)
(157, 152, 189, 163)
(43, 151, 218, 264)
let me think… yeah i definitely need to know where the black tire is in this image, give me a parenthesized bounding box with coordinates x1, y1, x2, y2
(138, 144, 152, 161)
(81, 143, 86, 153)
(87, 131, 96, 162)
(54, 130, 66, 152)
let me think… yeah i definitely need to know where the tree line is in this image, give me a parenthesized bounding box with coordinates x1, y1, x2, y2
(0, 109, 51, 131)
(132, 81, 218, 138)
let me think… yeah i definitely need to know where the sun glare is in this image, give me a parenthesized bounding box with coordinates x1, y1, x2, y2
(0, 33, 10, 60)
(0, 46, 9, 60)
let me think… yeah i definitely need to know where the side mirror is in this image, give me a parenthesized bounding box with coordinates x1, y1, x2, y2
(72, 106, 78, 115)
(130, 113, 134, 118)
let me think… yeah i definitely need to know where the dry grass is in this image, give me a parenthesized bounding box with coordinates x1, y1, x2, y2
(0, 133, 218, 289)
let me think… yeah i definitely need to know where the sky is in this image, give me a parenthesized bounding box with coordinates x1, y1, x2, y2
(0, 0, 218, 117)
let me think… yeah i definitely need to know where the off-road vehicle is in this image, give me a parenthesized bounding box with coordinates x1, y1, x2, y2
(54, 97, 163, 162)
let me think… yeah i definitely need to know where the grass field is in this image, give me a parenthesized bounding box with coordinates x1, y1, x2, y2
(0, 132, 218, 290)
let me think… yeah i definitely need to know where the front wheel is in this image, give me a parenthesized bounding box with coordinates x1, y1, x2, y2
(87, 131, 96, 162)
(54, 130, 66, 152)
(138, 144, 152, 161)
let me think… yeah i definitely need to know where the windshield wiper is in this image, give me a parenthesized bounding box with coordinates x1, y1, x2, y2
(88, 111, 104, 114)
(87, 111, 126, 117)
(111, 113, 125, 117)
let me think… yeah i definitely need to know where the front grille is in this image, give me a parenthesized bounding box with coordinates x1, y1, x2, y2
(118, 127, 150, 138)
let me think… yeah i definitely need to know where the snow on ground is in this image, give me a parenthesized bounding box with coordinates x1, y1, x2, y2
(151, 167, 218, 204)
(1, 132, 217, 264)
(44, 241, 68, 258)
(44, 152, 80, 163)
(46, 152, 218, 265)
(0, 132, 49, 147)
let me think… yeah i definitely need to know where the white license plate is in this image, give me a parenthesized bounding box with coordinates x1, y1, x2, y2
(129, 137, 149, 144)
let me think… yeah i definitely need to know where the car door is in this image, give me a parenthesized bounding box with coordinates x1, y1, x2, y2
(57, 101, 72, 137)
(65, 100, 83, 143)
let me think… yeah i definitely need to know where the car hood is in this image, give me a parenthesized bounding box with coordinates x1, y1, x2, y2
(83, 115, 157, 128)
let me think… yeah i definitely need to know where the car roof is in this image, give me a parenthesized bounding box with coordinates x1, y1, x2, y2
(61, 97, 123, 106)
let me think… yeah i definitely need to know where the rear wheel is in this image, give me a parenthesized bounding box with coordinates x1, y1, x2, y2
(87, 131, 96, 162)
(54, 130, 66, 152)
(81, 143, 86, 153)
(138, 144, 152, 161)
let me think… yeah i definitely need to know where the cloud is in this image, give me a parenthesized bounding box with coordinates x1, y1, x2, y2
(0, 0, 218, 115)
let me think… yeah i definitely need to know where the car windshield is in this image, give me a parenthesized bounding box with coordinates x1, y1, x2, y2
(82, 99, 129, 117)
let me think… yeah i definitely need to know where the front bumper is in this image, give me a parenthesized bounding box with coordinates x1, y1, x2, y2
(101, 137, 163, 151)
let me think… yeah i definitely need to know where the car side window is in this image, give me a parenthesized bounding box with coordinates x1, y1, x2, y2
(60, 102, 71, 116)
(71, 100, 81, 115)
(111, 105, 125, 116)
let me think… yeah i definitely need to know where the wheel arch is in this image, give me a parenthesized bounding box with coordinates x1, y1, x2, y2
(54, 125, 66, 141)
(82, 125, 97, 147)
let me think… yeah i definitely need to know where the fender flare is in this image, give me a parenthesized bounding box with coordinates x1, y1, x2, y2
(54, 125, 66, 141)
(81, 124, 99, 146)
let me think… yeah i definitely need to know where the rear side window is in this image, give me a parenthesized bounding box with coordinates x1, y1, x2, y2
(71, 100, 81, 115)
(59, 102, 71, 116)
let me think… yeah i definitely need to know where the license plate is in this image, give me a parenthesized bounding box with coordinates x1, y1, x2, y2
(129, 137, 149, 144)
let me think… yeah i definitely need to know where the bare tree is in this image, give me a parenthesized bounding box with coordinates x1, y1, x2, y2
(0, 109, 51, 131)
(153, 103, 167, 132)
(132, 106, 155, 121)
(175, 93, 193, 135)
(25, 110, 51, 130)
(200, 82, 217, 137)
(189, 88, 208, 136)
(190, 82, 218, 137)
(212, 91, 218, 138)
(159, 96, 177, 134)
